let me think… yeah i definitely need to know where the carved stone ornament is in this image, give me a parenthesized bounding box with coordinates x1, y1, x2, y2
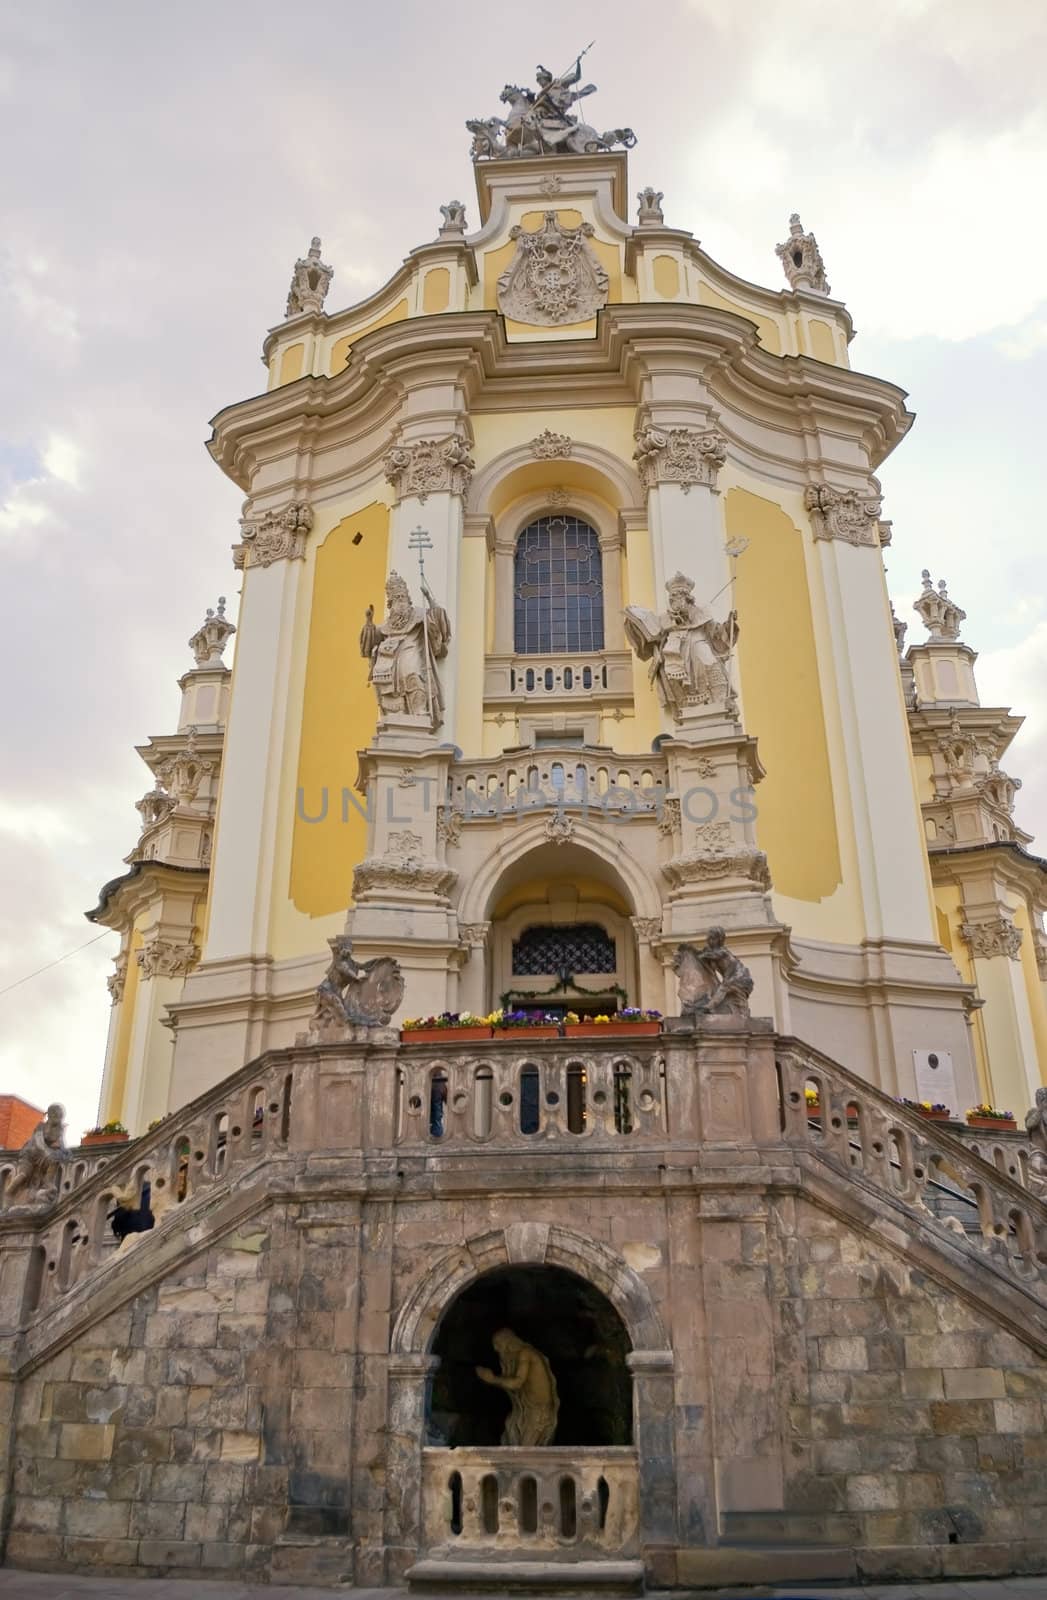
(497, 212, 609, 326)
(3, 1104, 69, 1212)
(539, 174, 563, 196)
(632, 916, 663, 941)
(107, 951, 128, 1005)
(156, 727, 216, 807)
(961, 917, 1023, 961)
(547, 487, 570, 509)
(233, 501, 313, 570)
(311, 935, 404, 1032)
(804, 484, 883, 548)
(544, 811, 575, 845)
(136, 784, 175, 831)
(775, 213, 830, 295)
(188, 596, 235, 666)
(637, 187, 664, 226)
(657, 797, 681, 837)
(438, 200, 467, 236)
(285, 236, 333, 319)
(633, 426, 727, 494)
(625, 572, 738, 717)
(891, 604, 908, 655)
(530, 429, 573, 459)
(352, 830, 457, 898)
(913, 569, 966, 642)
(436, 806, 464, 847)
(136, 938, 200, 981)
(673, 929, 755, 1017)
(661, 845, 771, 892)
(459, 921, 491, 949)
(466, 60, 635, 161)
(383, 435, 475, 503)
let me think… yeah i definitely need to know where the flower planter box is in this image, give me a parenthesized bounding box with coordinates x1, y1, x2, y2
(81, 1131, 129, 1147)
(966, 1116, 1017, 1132)
(400, 1026, 492, 1044)
(916, 1109, 952, 1123)
(493, 1026, 561, 1040)
(563, 1022, 661, 1038)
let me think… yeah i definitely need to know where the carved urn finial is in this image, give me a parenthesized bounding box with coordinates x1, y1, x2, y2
(188, 596, 236, 667)
(637, 187, 664, 226)
(776, 212, 830, 295)
(285, 235, 333, 319)
(438, 200, 467, 236)
(913, 569, 966, 642)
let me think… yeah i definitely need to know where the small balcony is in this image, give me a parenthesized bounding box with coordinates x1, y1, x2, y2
(484, 650, 634, 711)
(421, 1446, 639, 1556)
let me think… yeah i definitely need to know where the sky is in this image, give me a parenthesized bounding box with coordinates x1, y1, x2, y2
(1, 0, 1045, 1138)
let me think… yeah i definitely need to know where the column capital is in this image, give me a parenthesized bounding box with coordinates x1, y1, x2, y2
(383, 432, 475, 505)
(232, 500, 313, 570)
(961, 915, 1023, 962)
(804, 482, 887, 548)
(633, 423, 727, 495)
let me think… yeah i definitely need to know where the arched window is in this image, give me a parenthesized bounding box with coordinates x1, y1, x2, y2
(513, 515, 604, 654)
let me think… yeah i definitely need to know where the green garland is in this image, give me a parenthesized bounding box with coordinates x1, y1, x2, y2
(499, 977, 629, 1010)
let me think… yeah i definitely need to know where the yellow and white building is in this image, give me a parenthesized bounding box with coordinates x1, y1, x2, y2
(89, 127, 1047, 1131)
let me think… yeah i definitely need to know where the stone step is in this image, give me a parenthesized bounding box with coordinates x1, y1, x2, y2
(678, 1542, 857, 1586)
(406, 1557, 646, 1594)
(719, 1508, 859, 1545)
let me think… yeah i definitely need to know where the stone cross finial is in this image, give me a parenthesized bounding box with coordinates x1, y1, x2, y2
(438, 200, 467, 236)
(188, 596, 236, 667)
(776, 212, 830, 295)
(637, 187, 664, 226)
(285, 235, 333, 319)
(913, 569, 966, 642)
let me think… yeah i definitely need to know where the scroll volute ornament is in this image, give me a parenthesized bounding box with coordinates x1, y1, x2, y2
(497, 211, 609, 326)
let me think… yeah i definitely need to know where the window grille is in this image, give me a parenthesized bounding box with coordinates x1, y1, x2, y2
(513, 515, 604, 654)
(511, 923, 617, 976)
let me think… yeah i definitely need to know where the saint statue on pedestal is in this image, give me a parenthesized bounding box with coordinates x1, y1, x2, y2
(624, 572, 738, 716)
(360, 571, 451, 730)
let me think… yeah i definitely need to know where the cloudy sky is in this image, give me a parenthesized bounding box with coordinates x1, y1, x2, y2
(1, 0, 1045, 1137)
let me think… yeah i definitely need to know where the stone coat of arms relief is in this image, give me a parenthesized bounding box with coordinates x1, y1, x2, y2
(496, 210, 609, 326)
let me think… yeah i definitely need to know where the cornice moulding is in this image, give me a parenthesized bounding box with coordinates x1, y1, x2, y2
(210, 306, 912, 494)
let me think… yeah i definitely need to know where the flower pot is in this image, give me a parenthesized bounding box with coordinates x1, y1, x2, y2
(564, 1021, 661, 1038)
(966, 1116, 1016, 1132)
(400, 1026, 492, 1044)
(81, 1131, 129, 1147)
(494, 1026, 561, 1040)
(916, 1109, 952, 1122)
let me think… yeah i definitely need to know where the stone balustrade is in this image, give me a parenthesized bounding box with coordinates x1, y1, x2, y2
(421, 1446, 639, 1554)
(447, 749, 669, 821)
(777, 1039, 1047, 1296)
(484, 650, 634, 709)
(0, 1056, 293, 1318)
(396, 1043, 667, 1147)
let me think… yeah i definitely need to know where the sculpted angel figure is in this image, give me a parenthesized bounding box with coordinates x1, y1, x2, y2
(313, 936, 404, 1030)
(624, 571, 738, 715)
(673, 929, 754, 1018)
(476, 1328, 559, 1446)
(6, 1104, 69, 1209)
(360, 571, 451, 730)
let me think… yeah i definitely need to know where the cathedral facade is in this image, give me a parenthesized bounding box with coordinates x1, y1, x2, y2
(2, 65, 1047, 1591)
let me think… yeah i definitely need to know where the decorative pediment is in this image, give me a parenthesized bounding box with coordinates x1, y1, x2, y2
(497, 212, 609, 327)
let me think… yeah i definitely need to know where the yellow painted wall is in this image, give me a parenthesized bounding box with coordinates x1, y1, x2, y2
(934, 883, 991, 1100)
(290, 503, 390, 915)
(807, 318, 837, 364)
(422, 268, 451, 313)
(329, 299, 409, 375)
(103, 930, 143, 1125)
(457, 536, 487, 757)
(652, 255, 680, 299)
(277, 342, 305, 387)
(727, 487, 841, 901)
(697, 283, 782, 355)
(1014, 901, 1047, 1084)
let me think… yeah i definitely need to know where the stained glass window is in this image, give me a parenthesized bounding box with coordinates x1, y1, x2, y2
(512, 923, 617, 977)
(513, 515, 604, 654)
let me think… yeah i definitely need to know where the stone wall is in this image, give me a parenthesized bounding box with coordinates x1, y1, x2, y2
(777, 1197, 1047, 1581)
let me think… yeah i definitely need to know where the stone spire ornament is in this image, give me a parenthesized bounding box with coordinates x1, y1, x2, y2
(285, 236, 333, 319)
(438, 201, 467, 236)
(776, 213, 830, 295)
(188, 597, 236, 667)
(913, 570, 966, 642)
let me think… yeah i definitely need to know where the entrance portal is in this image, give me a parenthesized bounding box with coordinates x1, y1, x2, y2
(428, 1264, 633, 1449)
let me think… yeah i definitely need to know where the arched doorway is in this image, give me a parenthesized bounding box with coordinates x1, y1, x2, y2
(428, 1264, 633, 1449)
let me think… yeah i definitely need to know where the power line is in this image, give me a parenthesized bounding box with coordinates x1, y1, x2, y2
(0, 931, 112, 1001)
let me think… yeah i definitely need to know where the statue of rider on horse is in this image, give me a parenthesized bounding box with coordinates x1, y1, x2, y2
(467, 48, 636, 160)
